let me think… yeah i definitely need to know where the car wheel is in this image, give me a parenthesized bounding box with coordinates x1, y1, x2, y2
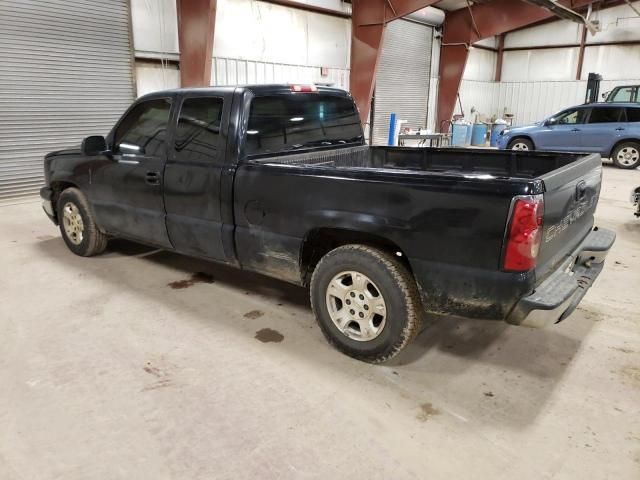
(508, 138, 534, 151)
(57, 187, 108, 256)
(612, 142, 640, 169)
(310, 244, 423, 363)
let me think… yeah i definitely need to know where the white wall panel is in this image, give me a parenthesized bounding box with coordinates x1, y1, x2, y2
(463, 47, 497, 81)
(213, 0, 350, 69)
(135, 62, 180, 97)
(588, 1, 640, 44)
(505, 21, 581, 48)
(502, 48, 578, 81)
(581, 45, 640, 79)
(131, 0, 179, 56)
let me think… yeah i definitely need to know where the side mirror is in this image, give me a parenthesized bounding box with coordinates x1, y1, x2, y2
(545, 118, 556, 127)
(81, 135, 107, 156)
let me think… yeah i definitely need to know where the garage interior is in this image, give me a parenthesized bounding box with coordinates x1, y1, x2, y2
(1, 0, 639, 478)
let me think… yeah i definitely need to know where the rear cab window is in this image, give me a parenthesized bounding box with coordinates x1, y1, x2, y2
(245, 93, 363, 158)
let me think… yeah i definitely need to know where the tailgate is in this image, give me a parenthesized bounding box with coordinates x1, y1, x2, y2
(536, 153, 602, 282)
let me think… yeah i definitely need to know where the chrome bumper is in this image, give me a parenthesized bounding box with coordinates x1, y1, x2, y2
(507, 228, 615, 328)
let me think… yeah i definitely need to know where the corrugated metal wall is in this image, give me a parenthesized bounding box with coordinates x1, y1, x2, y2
(427, 78, 640, 131)
(0, 0, 135, 205)
(372, 20, 433, 145)
(211, 57, 350, 90)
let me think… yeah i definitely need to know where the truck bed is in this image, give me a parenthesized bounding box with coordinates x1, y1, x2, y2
(252, 145, 585, 180)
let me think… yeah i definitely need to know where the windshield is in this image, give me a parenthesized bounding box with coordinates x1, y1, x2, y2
(245, 93, 363, 158)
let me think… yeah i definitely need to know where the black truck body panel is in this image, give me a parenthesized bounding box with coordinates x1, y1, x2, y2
(42, 85, 613, 324)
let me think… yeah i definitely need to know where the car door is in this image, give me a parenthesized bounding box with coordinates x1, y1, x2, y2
(534, 107, 587, 151)
(579, 106, 625, 155)
(91, 96, 174, 247)
(163, 91, 233, 261)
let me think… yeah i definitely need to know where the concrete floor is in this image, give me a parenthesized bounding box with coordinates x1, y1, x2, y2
(1, 165, 639, 480)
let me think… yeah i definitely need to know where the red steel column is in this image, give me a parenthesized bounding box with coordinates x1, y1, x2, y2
(177, 0, 217, 87)
(435, 0, 598, 131)
(350, 0, 440, 124)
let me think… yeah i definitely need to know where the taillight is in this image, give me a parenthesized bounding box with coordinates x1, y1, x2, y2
(503, 195, 544, 272)
(290, 84, 317, 92)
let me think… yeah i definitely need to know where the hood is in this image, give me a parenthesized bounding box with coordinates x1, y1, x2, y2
(45, 147, 81, 159)
(506, 122, 541, 133)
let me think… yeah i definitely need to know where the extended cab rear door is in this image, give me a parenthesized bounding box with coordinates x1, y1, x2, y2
(163, 89, 235, 262)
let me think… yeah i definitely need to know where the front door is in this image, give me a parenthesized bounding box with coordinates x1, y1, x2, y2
(535, 107, 587, 151)
(91, 97, 173, 247)
(162, 92, 232, 261)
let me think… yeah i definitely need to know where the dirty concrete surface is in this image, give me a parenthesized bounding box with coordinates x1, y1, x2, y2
(0, 165, 638, 479)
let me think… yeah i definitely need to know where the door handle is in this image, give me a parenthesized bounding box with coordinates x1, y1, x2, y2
(571, 128, 581, 132)
(145, 171, 161, 185)
(615, 127, 625, 131)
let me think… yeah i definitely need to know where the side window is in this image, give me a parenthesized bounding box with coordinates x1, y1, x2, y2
(174, 97, 224, 162)
(610, 87, 634, 102)
(114, 98, 172, 156)
(588, 107, 623, 124)
(627, 108, 640, 123)
(557, 109, 586, 125)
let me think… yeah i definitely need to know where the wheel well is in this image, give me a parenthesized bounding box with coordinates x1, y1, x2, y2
(508, 136, 534, 148)
(50, 181, 78, 212)
(609, 138, 640, 158)
(299, 228, 410, 286)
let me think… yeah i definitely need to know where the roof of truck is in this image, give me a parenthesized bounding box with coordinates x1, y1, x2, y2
(138, 84, 350, 100)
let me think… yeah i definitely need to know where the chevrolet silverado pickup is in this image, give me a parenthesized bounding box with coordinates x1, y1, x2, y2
(40, 84, 615, 363)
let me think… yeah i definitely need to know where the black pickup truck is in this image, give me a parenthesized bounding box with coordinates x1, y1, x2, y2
(41, 84, 615, 363)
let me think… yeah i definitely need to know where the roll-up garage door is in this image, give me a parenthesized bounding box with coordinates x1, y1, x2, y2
(0, 0, 135, 204)
(372, 19, 432, 145)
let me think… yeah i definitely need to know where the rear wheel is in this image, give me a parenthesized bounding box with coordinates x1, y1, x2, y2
(612, 142, 640, 169)
(508, 137, 534, 151)
(57, 188, 108, 257)
(310, 244, 423, 363)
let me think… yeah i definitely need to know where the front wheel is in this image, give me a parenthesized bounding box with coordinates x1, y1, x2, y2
(57, 187, 108, 256)
(508, 137, 534, 151)
(612, 142, 640, 169)
(310, 244, 423, 363)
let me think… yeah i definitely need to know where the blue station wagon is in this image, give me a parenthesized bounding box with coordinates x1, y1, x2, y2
(497, 103, 640, 169)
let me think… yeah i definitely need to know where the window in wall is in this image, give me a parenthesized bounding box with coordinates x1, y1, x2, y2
(114, 98, 172, 156)
(245, 94, 363, 157)
(588, 107, 623, 124)
(174, 97, 224, 162)
(556, 109, 586, 125)
(627, 108, 640, 123)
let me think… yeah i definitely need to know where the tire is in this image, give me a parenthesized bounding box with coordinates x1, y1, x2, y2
(508, 137, 534, 151)
(612, 141, 640, 169)
(57, 187, 108, 257)
(310, 244, 423, 363)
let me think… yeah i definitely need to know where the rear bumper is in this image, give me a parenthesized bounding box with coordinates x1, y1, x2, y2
(507, 227, 615, 328)
(40, 186, 57, 225)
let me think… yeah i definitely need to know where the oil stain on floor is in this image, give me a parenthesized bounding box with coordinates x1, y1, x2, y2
(255, 328, 284, 343)
(416, 402, 440, 422)
(167, 272, 215, 289)
(244, 310, 264, 319)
